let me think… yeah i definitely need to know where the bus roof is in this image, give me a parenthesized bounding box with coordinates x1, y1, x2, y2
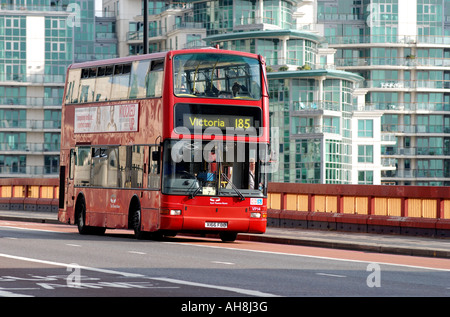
(68, 51, 167, 70)
(68, 48, 261, 70)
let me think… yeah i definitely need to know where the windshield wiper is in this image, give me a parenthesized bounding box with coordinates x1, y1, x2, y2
(221, 173, 245, 201)
(189, 185, 202, 199)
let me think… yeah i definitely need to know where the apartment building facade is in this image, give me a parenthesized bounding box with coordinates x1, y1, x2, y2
(0, 0, 117, 178)
(103, 0, 385, 184)
(4, 0, 448, 186)
(317, 0, 450, 185)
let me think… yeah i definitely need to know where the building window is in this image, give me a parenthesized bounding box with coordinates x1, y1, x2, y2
(44, 156, 59, 174)
(0, 155, 26, 174)
(44, 133, 60, 152)
(417, 159, 444, 178)
(358, 171, 373, 184)
(417, 137, 443, 155)
(0, 109, 26, 128)
(44, 110, 61, 129)
(324, 116, 340, 134)
(358, 119, 373, 137)
(358, 145, 373, 163)
(0, 132, 26, 151)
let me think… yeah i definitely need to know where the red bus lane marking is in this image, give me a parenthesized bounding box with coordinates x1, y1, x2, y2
(2, 220, 449, 271)
(0, 220, 76, 233)
(171, 235, 450, 271)
(0, 220, 129, 235)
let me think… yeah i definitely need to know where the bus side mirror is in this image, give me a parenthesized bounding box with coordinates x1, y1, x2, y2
(152, 150, 160, 161)
(152, 150, 161, 174)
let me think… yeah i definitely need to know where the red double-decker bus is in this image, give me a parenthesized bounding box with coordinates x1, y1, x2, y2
(58, 48, 270, 242)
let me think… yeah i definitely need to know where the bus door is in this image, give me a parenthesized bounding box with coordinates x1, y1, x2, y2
(66, 149, 76, 214)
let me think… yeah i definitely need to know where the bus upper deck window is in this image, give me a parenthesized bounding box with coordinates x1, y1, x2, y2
(173, 53, 261, 100)
(111, 63, 132, 100)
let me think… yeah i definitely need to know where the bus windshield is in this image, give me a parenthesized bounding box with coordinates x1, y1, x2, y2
(173, 53, 262, 100)
(162, 139, 267, 198)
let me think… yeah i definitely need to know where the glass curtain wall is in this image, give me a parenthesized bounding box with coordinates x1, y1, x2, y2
(193, 0, 293, 35)
(269, 76, 355, 184)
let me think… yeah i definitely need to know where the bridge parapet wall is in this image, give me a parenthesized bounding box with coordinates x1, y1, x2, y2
(0, 178, 59, 213)
(267, 183, 450, 237)
(0, 179, 448, 237)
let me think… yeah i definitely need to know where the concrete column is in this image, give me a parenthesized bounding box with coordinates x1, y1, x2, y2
(398, 0, 417, 40)
(257, 0, 263, 24)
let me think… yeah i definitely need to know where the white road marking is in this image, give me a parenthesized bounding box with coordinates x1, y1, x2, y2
(0, 290, 33, 297)
(128, 251, 146, 255)
(0, 225, 67, 234)
(0, 253, 144, 278)
(211, 261, 235, 265)
(151, 277, 278, 297)
(0, 253, 277, 297)
(316, 273, 346, 278)
(167, 242, 450, 272)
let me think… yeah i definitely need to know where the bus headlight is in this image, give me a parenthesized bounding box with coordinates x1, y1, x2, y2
(161, 209, 182, 216)
(250, 212, 261, 218)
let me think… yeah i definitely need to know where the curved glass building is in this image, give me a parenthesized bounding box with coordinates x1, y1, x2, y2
(317, 0, 450, 186)
(106, 0, 381, 184)
(203, 6, 373, 184)
(102, 0, 450, 186)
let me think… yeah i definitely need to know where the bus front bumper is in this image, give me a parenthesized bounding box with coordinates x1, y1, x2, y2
(159, 205, 266, 234)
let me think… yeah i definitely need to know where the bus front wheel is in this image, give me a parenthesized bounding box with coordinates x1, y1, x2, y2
(132, 208, 147, 240)
(219, 232, 237, 242)
(76, 197, 105, 235)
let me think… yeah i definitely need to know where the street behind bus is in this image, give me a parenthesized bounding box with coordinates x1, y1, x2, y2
(0, 219, 449, 301)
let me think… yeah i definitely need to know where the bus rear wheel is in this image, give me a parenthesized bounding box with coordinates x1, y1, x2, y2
(132, 208, 147, 240)
(219, 232, 237, 242)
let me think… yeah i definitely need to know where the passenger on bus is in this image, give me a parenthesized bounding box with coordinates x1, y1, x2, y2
(176, 84, 188, 94)
(232, 82, 241, 97)
(208, 149, 217, 173)
(205, 80, 219, 96)
(248, 158, 256, 189)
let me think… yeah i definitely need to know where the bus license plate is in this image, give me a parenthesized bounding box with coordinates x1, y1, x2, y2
(205, 222, 228, 228)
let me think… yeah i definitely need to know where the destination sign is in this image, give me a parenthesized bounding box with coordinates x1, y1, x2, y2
(175, 103, 261, 133)
(183, 114, 254, 129)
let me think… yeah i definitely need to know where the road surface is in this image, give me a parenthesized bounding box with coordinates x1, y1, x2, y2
(0, 220, 448, 307)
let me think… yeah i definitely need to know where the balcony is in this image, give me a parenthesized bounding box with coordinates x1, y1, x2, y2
(293, 125, 340, 135)
(172, 22, 205, 32)
(382, 169, 450, 179)
(381, 124, 450, 134)
(0, 73, 65, 85)
(381, 158, 397, 169)
(127, 21, 205, 43)
(234, 16, 291, 30)
(0, 142, 60, 154)
(0, 165, 59, 177)
(0, 120, 61, 131)
(95, 32, 117, 41)
(363, 80, 450, 90)
(336, 57, 450, 68)
(381, 147, 450, 156)
(0, 3, 69, 12)
(381, 133, 396, 145)
(0, 96, 62, 107)
(361, 102, 450, 112)
(325, 34, 450, 46)
(291, 100, 340, 112)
